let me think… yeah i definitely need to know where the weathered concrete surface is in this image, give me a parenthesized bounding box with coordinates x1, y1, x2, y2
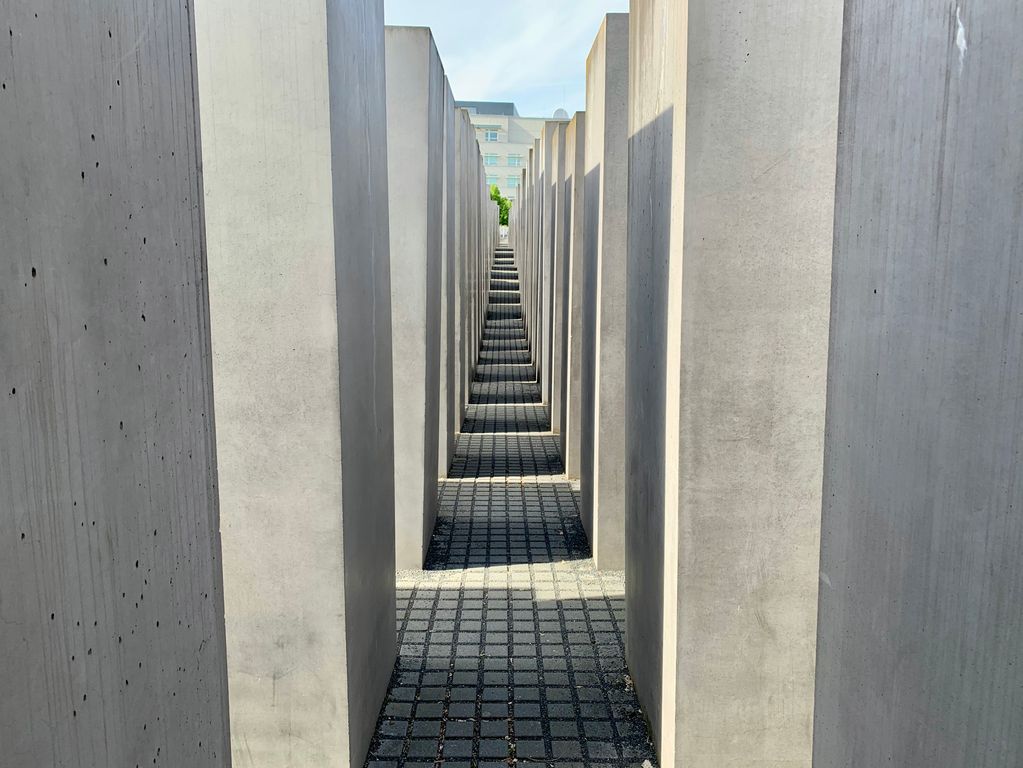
(528, 140, 542, 372)
(539, 126, 552, 406)
(580, 136, 598, 541)
(625, 0, 841, 764)
(439, 79, 457, 475)
(564, 112, 587, 479)
(549, 121, 570, 448)
(540, 121, 560, 412)
(518, 152, 533, 363)
(455, 109, 469, 420)
(464, 124, 486, 403)
(584, 14, 629, 570)
(456, 107, 470, 417)
(0, 3, 230, 766)
(196, 0, 395, 764)
(323, 3, 397, 758)
(509, 169, 530, 345)
(386, 26, 444, 569)
(457, 108, 494, 418)
(813, 3, 1023, 766)
(520, 145, 535, 377)
(457, 103, 499, 440)
(624, 3, 673, 742)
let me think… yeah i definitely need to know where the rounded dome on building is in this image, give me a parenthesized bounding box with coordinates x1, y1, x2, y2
(553, 108, 569, 119)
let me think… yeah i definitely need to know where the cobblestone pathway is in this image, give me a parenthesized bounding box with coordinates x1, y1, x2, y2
(365, 250, 658, 768)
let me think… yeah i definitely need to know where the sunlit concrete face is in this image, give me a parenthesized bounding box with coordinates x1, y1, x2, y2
(625, 0, 841, 765)
(196, 0, 395, 765)
(385, 26, 445, 570)
(0, 5, 230, 766)
(813, 2, 1023, 766)
(583, 14, 629, 571)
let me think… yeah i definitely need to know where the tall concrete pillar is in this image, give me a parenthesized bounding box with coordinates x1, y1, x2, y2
(1, 5, 230, 766)
(813, 3, 1023, 766)
(456, 110, 469, 415)
(625, 0, 841, 764)
(522, 150, 535, 361)
(468, 150, 478, 381)
(478, 160, 486, 366)
(583, 14, 629, 569)
(548, 121, 570, 438)
(540, 121, 565, 413)
(385, 26, 444, 569)
(564, 112, 587, 478)
(195, 0, 395, 764)
(519, 153, 530, 353)
(514, 168, 529, 320)
(529, 141, 543, 370)
(458, 108, 477, 413)
(470, 151, 482, 382)
(439, 80, 457, 476)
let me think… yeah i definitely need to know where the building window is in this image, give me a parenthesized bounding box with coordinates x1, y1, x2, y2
(506, 176, 519, 188)
(508, 154, 523, 167)
(484, 130, 499, 142)
(486, 175, 499, 187)
(484, 154, 500, 166)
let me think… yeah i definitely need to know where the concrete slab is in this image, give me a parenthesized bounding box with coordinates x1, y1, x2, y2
(564, 112, 587, 479)
(0, 3, 230, 765)
(523, 152, 535, 370)
(540, 121, 560, 412)
(548, 122, 570, 448)
(196, 0, 395, 764)
(584, 14, 629, 570)
(529, 140, 542, 372)
(813, 3, 1023, 766)
(625, 0, 841, 764)
(456, 109, 473, 418)
(439, 79, 457, 476)
(385, 26, 445, 570)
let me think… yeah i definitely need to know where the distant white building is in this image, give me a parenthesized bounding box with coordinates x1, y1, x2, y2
(456, 101, 548, 203)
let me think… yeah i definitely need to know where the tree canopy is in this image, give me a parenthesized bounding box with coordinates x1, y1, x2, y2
(490, 185, 511, 227)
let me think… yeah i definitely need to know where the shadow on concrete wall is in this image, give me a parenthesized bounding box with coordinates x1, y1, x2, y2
(579, 163, 602, 539)
(624, 107, 674, 746)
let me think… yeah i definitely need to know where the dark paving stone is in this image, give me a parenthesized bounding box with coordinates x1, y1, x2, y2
(441, 739, 473, 758)
(479, 739, 510, 758)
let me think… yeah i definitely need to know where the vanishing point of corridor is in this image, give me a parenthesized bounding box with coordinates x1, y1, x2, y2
(364, 250, 658, 767)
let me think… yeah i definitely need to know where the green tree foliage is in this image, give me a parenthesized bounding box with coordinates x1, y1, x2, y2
(490, 184, 512, 227)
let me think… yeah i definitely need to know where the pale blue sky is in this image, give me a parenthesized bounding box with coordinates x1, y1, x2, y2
(384, 0, 628, 118)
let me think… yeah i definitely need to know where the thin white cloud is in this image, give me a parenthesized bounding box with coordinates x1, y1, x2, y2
(384, 0, 628, 117)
